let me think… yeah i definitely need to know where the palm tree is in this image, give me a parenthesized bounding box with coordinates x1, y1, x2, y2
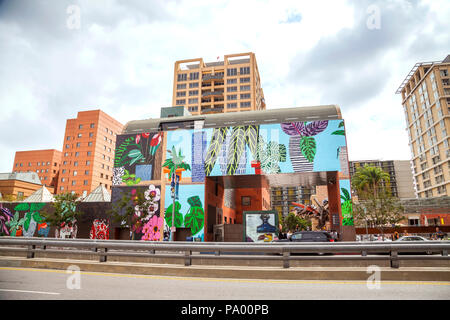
(352, 164, 390, 198)
(163, 146, 191, 180)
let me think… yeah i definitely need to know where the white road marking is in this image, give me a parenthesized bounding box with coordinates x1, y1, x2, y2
(0, 288, 60, 295)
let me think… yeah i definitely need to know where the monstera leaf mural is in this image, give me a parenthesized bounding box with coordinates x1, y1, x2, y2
(281, 120, 328, 172)
(340, 187, 354, 226)
(165, 201, 183, 228)
(184, 196, 204, 236)
(255, 136, 287, 174)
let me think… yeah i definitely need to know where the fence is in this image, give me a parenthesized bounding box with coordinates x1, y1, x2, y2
(0, 237, 449, 269)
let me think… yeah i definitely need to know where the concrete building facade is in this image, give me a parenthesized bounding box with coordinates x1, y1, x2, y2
(58, 110, 123, 196)
(172, 52, 266, 115)
(396, 54, 450, 198)
(12, 149, 61, 193)
(349, 160, 415, 199)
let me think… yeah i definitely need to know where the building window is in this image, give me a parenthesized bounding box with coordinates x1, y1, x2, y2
(176, 99, 185, 105)
(227, 103, 237, 109)
(242, 196, 251, 206)
(176, 91, 186, 97)
(177, 83, 186, 90)
(240, 77, 250, 83)
(188, 98, 198, 104)
(72, 180, 76, 186)
(79, 124, 83, 129)
(177, 73, 187, 82)
(189, 90, 198, 96)
(227, 94, 237, 100)
(100, 173, 104, 178)
(227, 68, 237, 76)
(73, 171, 77, 176)
(63, 161, 67, 165)
(87, 151, 92, 156)
(240, 93, 251, 99)
(240, 101, 251, 108)
(61, 178, 66, 182)
(240, 67, 250, 75)
(60, 186, 64, 191)
(64, 153, 68, 157)
(84, 180, 89, 185)
(90, 123, 95, 128)
(89, 132, 94, 137)
(77, 133, 82, 138)
(85, 170, 89, 175)
(227, 86, 237, 92)
(188, 106, 198, 112)
(240, 85, 250, 92)
(189, 82, 199, 88)
(88, 142, 93, 146)
(74, 161, 78, 166)
(75, 152, 79, 157)
(76, 142, 81, 148)
(66, 136, 71, 141)
(189, 72, 199, 80)
(86, 160, 90, 165)
(62, 169, 66, 174)
(227, 78, 237, 84)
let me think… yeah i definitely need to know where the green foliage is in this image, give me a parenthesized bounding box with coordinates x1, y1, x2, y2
(184, 196, 204, 235)
(352, 189, 405, 236)
(5, 212, 26, 236)
(282, 212, 311, 232)
(165, 201, 183, 228)
(163, 146, 191, 180)
(227, 126, 246, 175)
(115, 136, 143, 167)
(245, 125, 260, 160)
(255, 136, 287, 174)
(121, 169, 141, 186)
(110, 188, 146, 227)
(204, 127, 228, 176)
(299, 136, 316, 163)
(41, 193, 83, 228)
(351, 164, 391, 198)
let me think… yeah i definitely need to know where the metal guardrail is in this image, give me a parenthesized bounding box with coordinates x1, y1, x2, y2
(0, 237, 449, 269)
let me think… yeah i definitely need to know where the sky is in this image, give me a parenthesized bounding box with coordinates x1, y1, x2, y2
(0, 0, 449, 173)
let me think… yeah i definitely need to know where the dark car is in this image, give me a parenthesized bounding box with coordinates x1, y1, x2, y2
(275, 231, 335, 242)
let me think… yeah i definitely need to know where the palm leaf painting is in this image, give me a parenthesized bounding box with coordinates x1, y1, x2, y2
(227, 126, 246, 175)
(299, 136, 316, 163)
(184, 196, 204, 235)
(204, 127, 228, 176)
(165, 201, 183, 228)
(245, 125, 259, 160)
(256, 137, 287, 174)
(332, 121, 345, 135)
(164, 146, 191, 180)
(114, 136, 143, 167)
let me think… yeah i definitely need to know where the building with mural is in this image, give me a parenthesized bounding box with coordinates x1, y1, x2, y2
(111, 105, 355, 241)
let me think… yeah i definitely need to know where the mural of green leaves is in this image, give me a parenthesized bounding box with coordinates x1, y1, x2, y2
(299, 136, 317, 163)
(114, 136, 143, 167)
(5, 212, 25, 236)
(184, 196, 204, 236)
(121, 169, 141, 186)
(245, 125, 259, 160)
(332, 121, 345, 136)
(204, 127, 228, 176)
(227, 126, 246, 175)
(340, 187, 354, 226)
(256, 137, 287, 174)
(165, 201, 183, 228)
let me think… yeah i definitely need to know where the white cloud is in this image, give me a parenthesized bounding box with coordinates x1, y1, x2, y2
(0, 0, 449, 172)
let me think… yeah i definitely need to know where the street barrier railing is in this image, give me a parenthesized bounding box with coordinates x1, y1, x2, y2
(0, 237, 448, 269)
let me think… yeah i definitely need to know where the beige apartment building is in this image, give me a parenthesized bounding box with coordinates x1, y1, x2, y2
(396, 55, 450, 198)
(172, 52, 266, 115)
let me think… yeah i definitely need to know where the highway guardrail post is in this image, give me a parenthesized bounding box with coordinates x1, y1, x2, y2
(99, 248, 108, 262)
(283, 250, 290, 269)
(362, 250, 367, 257)
(390, 250, 399, 268)
(185, 250, 192, 266)
(27, 244, 35, 259)
(442, 250, 448, 257)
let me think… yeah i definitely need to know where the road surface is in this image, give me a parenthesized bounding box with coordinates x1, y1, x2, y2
(0, 267, 449, 300)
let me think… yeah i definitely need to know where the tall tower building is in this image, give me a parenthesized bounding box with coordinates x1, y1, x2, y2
(57, 110, 123, 196)
(396, 54, 450, 198)
(172, 52, 266, 115)
(12, 149, 61, 193)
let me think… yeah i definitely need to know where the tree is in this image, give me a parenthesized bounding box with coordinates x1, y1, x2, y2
(109, 188, 158, 240)
(281, 212, 311, 232)
(351, 164, 390, 199)
(41, 192, 84, 237)
(352, 189, 405, 240)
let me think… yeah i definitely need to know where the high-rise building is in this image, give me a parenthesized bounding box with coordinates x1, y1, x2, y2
(172, 52, 266, 115)
(57, 110, 123, 196)
(349, 160, 415, 199)
(12, 149, 61, 193)
(271, 186, 312, 217)
(396, 55, 450, 198)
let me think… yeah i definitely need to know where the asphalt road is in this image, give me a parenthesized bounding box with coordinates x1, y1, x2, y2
(0, 267, 449, 300)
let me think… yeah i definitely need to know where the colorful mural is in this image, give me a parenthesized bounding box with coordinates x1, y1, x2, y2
(4, 203, 47, 237)
(164, 184, 205, 241)
(112, 118, 353, 240)
(111, 184, 162, 241)
(90, 219, 110, 239)
(113, 132, 162, 185)
(0, 207, 13, 236)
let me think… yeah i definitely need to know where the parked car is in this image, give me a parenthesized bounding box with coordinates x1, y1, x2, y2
(274, 231, 335, 255)
(394, 235, 435, 254)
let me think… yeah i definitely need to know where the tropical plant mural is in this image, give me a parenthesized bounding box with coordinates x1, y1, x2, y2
(184, 196, 205, 236)
(281, 121, 328, 172)
(163, 146, 191, 179)
(254, 136, 287, 174)
(113, 132, 162, 184)
(340, 180, 354, 226)
(5, 212, 25, 237)
(4, 203, 47, 237)
(0, 207, 13, 236)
